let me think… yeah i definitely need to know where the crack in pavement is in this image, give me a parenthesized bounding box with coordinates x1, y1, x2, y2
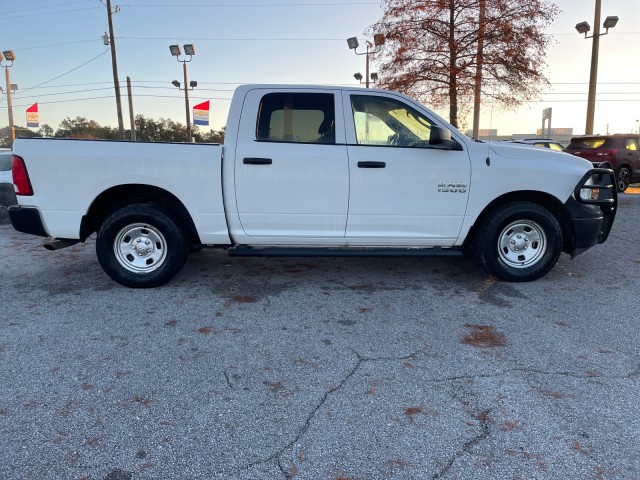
(432, 406, 493, 480)
(236, 359, 638, 479)
(237, 349, 420, 479)
(428, 366, 640, 383)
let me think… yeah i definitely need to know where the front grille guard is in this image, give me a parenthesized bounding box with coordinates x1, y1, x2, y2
(574, 168, 617, 207)
(574, 167, 617, 243)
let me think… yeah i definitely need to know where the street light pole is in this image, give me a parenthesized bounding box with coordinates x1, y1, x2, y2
(585, 0, 601, 136)
(576, 2, 618, 135)
(1, 50, 16, 148)
(347, 34, 385, 88)
(182, 61, 191, 141)
(365, 42, 371, 89)
(169, 44, 197, 142)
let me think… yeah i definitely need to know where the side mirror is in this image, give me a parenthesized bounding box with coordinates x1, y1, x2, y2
(429, 126, 461, 150)
(429, 126, 451, 145)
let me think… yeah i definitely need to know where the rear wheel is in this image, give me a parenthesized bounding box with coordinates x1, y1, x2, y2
(475, 201, 562, 282)
(96, 204, 188, 287)
(616, 166, 631, 192)
(0, 190, 16, 225)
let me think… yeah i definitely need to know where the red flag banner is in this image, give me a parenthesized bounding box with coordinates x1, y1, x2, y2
(26, 103, 39, 128)
(193, 100, 210, 126)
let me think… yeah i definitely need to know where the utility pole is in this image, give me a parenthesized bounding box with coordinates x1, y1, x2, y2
(105, 0, 125, 139)
(127, 76, 136, 141)
(5, 67, 15, 147)
(1, 51, 17, 147)
(472, 0, 486, 139)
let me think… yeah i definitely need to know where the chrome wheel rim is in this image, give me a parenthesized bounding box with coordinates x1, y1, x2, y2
(113, 223, 167, 274)
(497, 220, 547, 269)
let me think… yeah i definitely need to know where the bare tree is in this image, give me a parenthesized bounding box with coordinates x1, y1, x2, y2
(370, 0, 559, 128)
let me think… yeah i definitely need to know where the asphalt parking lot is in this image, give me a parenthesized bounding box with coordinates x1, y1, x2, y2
(1, 194, 639, 480)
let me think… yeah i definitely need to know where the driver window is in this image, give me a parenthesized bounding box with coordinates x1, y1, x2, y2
(351, 95, 434, 147)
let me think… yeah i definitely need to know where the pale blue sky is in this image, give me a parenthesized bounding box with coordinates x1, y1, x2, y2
(1, 0, 639, 137)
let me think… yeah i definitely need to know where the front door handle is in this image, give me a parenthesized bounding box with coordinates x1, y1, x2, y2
(357, 161, 386, 168)
(243, 157, 273, 165)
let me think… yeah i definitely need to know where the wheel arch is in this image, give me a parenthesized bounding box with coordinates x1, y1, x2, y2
(465, 190, 573, 253)
(80, 184, 199, 244)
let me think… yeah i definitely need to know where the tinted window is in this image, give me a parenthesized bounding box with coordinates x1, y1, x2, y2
(624, 138, 638, 151)
(351, 95, 435, 147)
(566, 138, 609, 149)
(256, 93, 335, 144)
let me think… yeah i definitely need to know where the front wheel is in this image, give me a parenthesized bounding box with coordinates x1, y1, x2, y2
(474, 202, 562, 282)
(96, 204, 188, 287)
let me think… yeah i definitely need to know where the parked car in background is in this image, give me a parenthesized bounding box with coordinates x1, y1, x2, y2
(0, 151, 17, 225)
(509, 139, 565, 151)
(564, 134, 640, 192)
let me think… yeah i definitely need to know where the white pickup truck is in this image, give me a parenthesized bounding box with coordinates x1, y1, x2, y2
(8, 85, 616, 287)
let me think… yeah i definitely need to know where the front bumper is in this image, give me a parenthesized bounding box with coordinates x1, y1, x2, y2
(565, 168, 617, 257)
(8, 205, 49, 237)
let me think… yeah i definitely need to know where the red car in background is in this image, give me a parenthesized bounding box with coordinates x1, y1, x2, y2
(564, 134, 640, 192)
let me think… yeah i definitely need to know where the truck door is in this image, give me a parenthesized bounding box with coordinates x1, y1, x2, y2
(343, 92, 471, 245)
(233, 89, 349, 238)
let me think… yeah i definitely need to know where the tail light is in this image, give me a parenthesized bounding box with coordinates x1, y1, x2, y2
(12, 155, 34, 196)
(596, 149, 618, 157)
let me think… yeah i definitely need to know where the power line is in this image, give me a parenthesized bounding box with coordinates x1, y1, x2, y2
(0, 1, 380, 20)
(119, 2, 379, 6)
(18, 39, 100, 51)
(4, 1, 93, 14)
(11, 86, 239, 101)
(18, 49, 110, 96)
(119, 36, 347, 41)
(0, 94, 233, 109)
(0, 6, 102, 20)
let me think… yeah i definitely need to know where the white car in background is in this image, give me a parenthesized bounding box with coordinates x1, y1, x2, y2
(508, 139, 565, 151)
(0, 150, 17, 225)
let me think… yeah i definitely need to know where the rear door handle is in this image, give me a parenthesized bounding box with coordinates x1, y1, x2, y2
(243, 157, 272, 165)
(357, 161, 386, 168)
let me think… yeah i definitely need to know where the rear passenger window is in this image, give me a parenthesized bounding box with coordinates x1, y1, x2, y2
(256, 93, 335, 144)
(624, 138, 638, 151)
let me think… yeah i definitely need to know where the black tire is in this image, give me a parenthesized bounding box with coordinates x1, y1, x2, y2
(616, 166, 631, 192)
(474, 201, 562, 282)
(0, 190, 17, 226)
(96, 204, 189, 287)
